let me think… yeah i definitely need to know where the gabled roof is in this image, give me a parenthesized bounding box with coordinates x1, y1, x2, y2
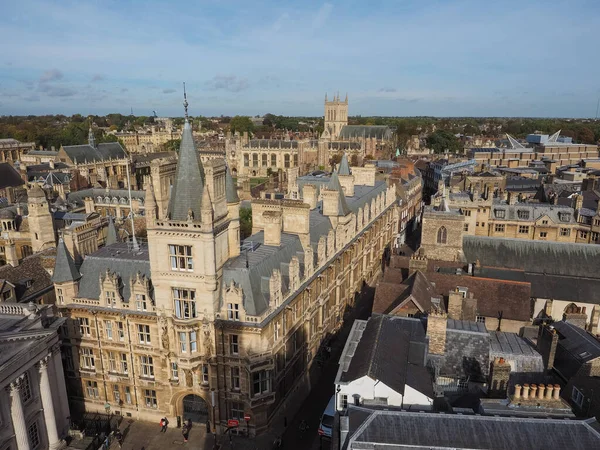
(373, 270, 440, 315)
(52, 238, 81, 283)
(0, 249, 55, 302)
(553, 321, 600, 380)
(327, 171, 352, 216)
(166, 120, 205, 220)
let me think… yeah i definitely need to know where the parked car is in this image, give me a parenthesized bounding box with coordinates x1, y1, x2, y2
(318, 395, 336, 439)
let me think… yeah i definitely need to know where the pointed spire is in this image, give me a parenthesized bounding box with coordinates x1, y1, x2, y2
(167, 87, 205, 221)
(345, 92, 348, 102)
(52, 237, 81, 283)
(225, 165, 239, 203)
(325, 93, 328, 102)
(106, 216, 119, 246)
(327, 170, 352, 216)
(338, 153, 351, 176)
(183, 82, 189, 122)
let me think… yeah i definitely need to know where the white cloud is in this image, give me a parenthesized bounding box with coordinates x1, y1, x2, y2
(312, 3, 333, 29)
(39, 69, 63, 83)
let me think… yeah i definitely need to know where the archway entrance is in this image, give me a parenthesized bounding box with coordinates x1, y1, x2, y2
(182, 394, 209, 424)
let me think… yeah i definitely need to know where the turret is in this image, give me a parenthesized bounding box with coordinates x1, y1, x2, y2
(27, 185, 56, 252)
(52, 237, 81, 304)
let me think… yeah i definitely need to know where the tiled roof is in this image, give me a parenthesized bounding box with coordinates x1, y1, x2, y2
(0, 249, 56, 302)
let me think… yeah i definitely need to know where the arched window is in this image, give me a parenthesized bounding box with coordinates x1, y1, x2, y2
(437, 226, 447, 244)
(271, 154, 277, 167)
(262, 154, 268, 167)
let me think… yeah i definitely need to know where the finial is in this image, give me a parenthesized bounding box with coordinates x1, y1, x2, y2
(183, 82, 189, 121)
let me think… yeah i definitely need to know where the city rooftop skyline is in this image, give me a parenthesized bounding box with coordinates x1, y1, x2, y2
(1, 0, 599, 118)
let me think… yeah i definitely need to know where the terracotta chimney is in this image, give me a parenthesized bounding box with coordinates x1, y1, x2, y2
(553, 384, 561, 400)
(514, 384, 522, 400)
(537, 384, 545, 400)
(545, 384, 554, 400)
(522, 384, 530, 400)
(530, 384, 537, 399)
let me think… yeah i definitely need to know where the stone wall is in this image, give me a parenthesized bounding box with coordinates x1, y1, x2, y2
(420, 210, 465, 262)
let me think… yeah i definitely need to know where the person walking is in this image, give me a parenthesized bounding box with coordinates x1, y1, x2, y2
(160, 417, 169, 433)
(181, 419, 191, 443)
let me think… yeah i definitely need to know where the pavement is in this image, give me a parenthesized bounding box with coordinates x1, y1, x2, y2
(112, 281, 378, 450)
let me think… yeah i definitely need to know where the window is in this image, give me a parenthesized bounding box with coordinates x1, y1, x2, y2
(140, 356, 154, 378)
(541, 219, 548, 225)
(494, 224, 505, 233)
(57, 288, 64, 304)
(244, 153, 249, 167)
(105, 321, 113, 340)
(106, 291, 116, 307)
(252, 154, 258, 167)
(201, 364, 209, 384)
(518, 225, 529, 234)
(476, 222, 479, 227)
(79, 318, 91, 336)
(117, 322, 125, 341)
(284, 154, 290, 168)
(179, 332, 188, 352)
(28, 421, 40, 449)
(125, 386, 132, 404)
(20, 372, 32, 403)
(231, 367, 240, 390)
(262, 154, 268, 167)
(341, 394, 348, 409)
(169, 245, 193, 271)
(572, 386, 585, 408)
(293, 154, 298, 167)
(86, 380, 99, 398)
(274, 321, 280, 341)
(593, 232, 600, 242)
(120, 354, 128, 374)
(81, 348, 95, 369)
(463, 224, 469, 232)
(271, 154, 277, 166)
(135, 294, 147, 311)
(108, 352, 117, 372)
(517, 210, 530, 220)
(173, 288, 197, 319)
(481, 222, 485, 228)
(539, 232, 548, 238)
(227, 303, 240, 321)
(190, 331, 198, 353)
(476, 315, 486, 324)
(560, 228, 570, 237)
(231, 402, 244, 420)
(436, 226, 447, 244)
(144, 389, 157, 408)
(252, 370, 271, 397)
(494, 209, 505, 219)
(464, 210, 472, 217)
(65, 348, 74, 371)
(580, 230, 589, 239)
(171, 362, 179, 380)
(559, 212, 571, 222)
(230, 334, 239, 355)
(113, 385, 121, 403)
(138, 324, 151, 344)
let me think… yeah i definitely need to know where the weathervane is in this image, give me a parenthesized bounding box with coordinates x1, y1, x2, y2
(183, 82, 189, 121)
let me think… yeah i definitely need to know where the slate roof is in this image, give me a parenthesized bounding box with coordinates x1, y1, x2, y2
(552, 321, 600, 380)
(327, 171, 352, 216)
(0, 249, 56, 302)
(338, 153, 351, 176)
(52, 238, 81, 283)
(243, 139, 299, 149)
(0, 162, 25, 189)
(339, 125, 393, 140)
(167, 120, 205, 220)
(339, 315, 433, 398)
(490, 201, 576, 223)
(463, 236, 600, 278)
(67, 188, 145, 208)
(344, 408, 600, 449)
(61, 142, 127, 163)
(106, 216, 119, 245)
(75, 243, 152, 302)
(526, 273, 600, 303)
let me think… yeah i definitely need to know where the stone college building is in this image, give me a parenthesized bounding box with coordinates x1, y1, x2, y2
(53, 97, 399, 435)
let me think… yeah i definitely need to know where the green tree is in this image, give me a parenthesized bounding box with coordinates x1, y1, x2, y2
(240, 207, 252, 240)
(162, 139, 181, 152)
(229, 116, 255, 134)
(426, 130, 462, 154)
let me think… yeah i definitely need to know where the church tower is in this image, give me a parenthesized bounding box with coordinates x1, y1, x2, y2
(147, 87, 235, 319)
(27, 185, 56, 252)
(323, 92, 348, 140)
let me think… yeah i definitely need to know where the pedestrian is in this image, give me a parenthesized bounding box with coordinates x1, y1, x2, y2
(182, 420, 190, 443)
(160, 417, 169, 433)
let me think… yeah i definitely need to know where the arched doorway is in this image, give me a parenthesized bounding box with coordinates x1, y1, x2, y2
(182, 394, 209, 424)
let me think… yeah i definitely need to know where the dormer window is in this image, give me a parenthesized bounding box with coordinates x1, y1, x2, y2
(135, 294, 147, 311)
(517, 210, 529, 220)
(559, 212, 571, 222)
(495, 209, 505, 219)
(227, 303, 240, 321)
(106, 291, 116, 307)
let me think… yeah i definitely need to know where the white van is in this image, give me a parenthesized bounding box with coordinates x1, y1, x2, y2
(318, 395, 336, 439)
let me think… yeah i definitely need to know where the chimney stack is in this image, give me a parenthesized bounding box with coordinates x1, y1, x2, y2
(488, 357, 511, 398)
(302, 184, 318, 210)
(508, 191, 517, 205)
(426, 312, 448, 356)
(263, 210, 282, 247)
(448, 288, 464, 320)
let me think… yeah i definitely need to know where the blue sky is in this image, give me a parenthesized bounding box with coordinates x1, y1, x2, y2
(1, 0, 599, 117)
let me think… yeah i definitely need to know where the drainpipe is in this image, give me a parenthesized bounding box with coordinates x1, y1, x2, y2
(125, 315, 140, 411)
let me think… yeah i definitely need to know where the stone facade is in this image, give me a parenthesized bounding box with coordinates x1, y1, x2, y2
(420, 208, 465, 262)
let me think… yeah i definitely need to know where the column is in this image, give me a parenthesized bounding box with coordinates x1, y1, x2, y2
(9, 376, 30, 450)
(38, 355, 64, 450)
(51, 346, 70, 436)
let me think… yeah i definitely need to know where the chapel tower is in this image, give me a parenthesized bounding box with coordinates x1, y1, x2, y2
(323, 92, 348, 140)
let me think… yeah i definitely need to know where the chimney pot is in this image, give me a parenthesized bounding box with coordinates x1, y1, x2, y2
(522, 384, 530, 400)
(553, 384, 561, 400)
(514, 384, 522, 400)
(545, 384, 554, 400)
(530, 384, 538, 399)
(537, 384, 545, 400)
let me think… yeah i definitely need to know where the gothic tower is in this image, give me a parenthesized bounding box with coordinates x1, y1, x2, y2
(323, 92, 348, 140)
(27, 185, 56, 252)
(146, 89, 237, 319)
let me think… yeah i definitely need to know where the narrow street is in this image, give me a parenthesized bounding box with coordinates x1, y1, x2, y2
(277, 283, 376, 450)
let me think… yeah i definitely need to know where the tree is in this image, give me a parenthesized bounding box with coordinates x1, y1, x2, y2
(240, 207, 252, 240)
(229, 116, 255, 134)
(350, 154, 359, 166)
(426, 130, 462, 154)
(162, 139, 181, 152)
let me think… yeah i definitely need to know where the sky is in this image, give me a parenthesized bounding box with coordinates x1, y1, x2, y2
(1, 0, 600, 118)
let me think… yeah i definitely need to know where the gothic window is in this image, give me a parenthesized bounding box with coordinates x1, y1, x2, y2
(86, 381, 99, 398)
(79, 318, 91, 336)
(171, 362, 179, 380)
(244, 154, 249, 167)
(190, 331, 197, 352)
(173, 288, 196, 319)
(179, 332, 187, 352)
(262, 154, 268, 167)
(271, 154, 277, 166)
(293, 154, 298, 166)
(436, 226, 447, 244)
(105, 291, 116, 307)
(201, 364, 209, 384)
(252, 154, 259, 167)
(284, 154, 290, 168)
(105, 320, 113, 339)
